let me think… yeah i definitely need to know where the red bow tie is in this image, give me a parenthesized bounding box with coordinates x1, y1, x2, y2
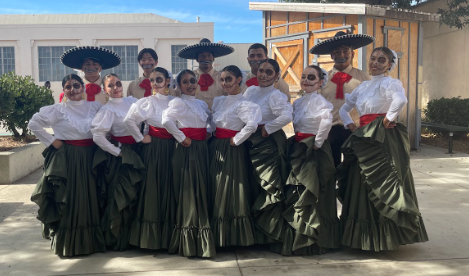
(331, 72, 352, 99)
(139, 78, 152, 97)
(85, 83, 101, 101)
(246, 77, 259, 87)
(198, 73, 214, 91)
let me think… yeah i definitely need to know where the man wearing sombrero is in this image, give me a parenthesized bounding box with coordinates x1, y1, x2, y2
(61, 46, 121, 104)
(177, 38, 234, 110)
(310, 31, 374, 167)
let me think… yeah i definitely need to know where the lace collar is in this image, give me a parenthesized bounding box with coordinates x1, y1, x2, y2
(58, 101, 101, 134)
(181, 94, 208, 121)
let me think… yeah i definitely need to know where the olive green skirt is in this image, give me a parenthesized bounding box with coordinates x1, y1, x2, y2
(272, 137, 340, 255)
(209, 137, 255, 247)
(337, 117, 429, 251)
(31, 143, 106, 257)
(93, 144, 144, 251)
(246, 128, 288, 244)
(129, 137, 177, 250)
(168, 140, 216, 258)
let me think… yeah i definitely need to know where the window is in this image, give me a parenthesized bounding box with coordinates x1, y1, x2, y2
(101, 45, 139, 81)
(171, 45, 188, 74)
(0, 47, 15, 75)
(38, 46, 75, 82)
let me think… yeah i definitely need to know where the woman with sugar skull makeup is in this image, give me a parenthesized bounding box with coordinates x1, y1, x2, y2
(162, 69, 216, 258)
(272, 65, 340, 255)
(123, 67, 178, 251)
(243, 59, 293, 245)
(209, 65, 262, 247)
(337, 46, 428, 251)
(91, 73, 143, 251)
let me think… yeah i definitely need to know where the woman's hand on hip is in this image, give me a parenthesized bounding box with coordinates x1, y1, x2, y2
(51, 139, 63, 149)
(141, 134, 152, 144)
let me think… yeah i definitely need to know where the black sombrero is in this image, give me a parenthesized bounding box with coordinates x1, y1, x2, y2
(177, 38, 234, 60)
(309, 31, 374, 55)
(60, 46, 121, 70)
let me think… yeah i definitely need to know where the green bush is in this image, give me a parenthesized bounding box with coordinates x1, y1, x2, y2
(0, 72, 54, 137)
(423, 97, 469, 127)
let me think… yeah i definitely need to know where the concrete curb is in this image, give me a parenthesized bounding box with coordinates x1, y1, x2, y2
(0, 141, 45, 184)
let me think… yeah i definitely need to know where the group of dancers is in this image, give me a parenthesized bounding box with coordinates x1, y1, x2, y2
(29, 32, 428, 258)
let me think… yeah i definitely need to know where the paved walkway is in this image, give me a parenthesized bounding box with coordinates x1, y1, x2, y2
(0, 144, 468, 276)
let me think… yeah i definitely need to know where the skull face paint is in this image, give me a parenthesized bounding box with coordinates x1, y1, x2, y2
(369, 50, 391, 76)
(103, 76, 124, 98)
(139, 52, 157, 71)
(300, 67, 322, 93)
(257, 62, 278, 87)
(220, 70, 241, 95)
(149, 71, 170, 95)
(63, 79, 84, 101)
(247, 48, 268, 75)
(178, 72, 197, 96)
(330, 45, 353, 70)
(197, 51, 214, 73)
(81, 58, 102, 79)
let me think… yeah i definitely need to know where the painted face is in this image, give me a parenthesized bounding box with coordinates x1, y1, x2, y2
(197, 51, 214, 71)
(257, 62, 279, 87)
(179, 73, 197, 96)
(149, 71, 170, 95)
(300, 67, 323, 93)
(220, 70, 241, 95)
(247, 48, 267, 73)
(369, 50, 391, 76)
(103, 76, 123, 98)
(81, 58, 102, 76)
(330, 46, 353, 67)
(63, 79, 84, 101)
(139, 52, 157, 70)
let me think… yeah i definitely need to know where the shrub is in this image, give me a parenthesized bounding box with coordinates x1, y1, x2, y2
(0, 72, 54, 137)
(423, 97, 469, 127)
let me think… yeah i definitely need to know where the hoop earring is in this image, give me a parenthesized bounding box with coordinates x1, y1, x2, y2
(164, 87, 170, 95)
(237, 86, 240, 94)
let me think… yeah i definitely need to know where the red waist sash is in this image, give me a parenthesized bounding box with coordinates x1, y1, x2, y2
(63, 139, 94, 146)
(180, 128, 206, 140)
(215, 127, 239, 139)
(148, 126, 173, 139)
(295, 132, 316, 143)
(111, 135, 137, 144)
(360, 113, 386, 127)
(258, 124, 265, 128)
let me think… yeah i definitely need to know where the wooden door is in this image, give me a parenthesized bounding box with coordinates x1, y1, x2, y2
(271, 39, 303, 91)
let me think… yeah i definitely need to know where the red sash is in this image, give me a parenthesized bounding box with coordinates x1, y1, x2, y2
(198, 74, 214, 91)
(295, 133, 315, 143)
(360, 113, 386, 127)
(215, 127, 239, 139)
(246, 77, 259, 87)
(139, 78, 152, 97)
(63, 139, 94, 146)
(258, 124, 265, 128)
(85, 83, 101, 102)
(111, 135, 137, 144)
(180, 128, 206, 140)
(331, 72, 352, 99)
(148, 126, 173, 139)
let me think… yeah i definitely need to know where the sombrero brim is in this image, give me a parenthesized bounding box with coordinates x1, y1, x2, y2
(61, 47, 121, 70)
(177, 43, 234, 60)
(309, 34, 375, 55)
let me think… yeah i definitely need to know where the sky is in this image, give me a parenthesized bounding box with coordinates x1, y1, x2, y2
(0, 0, 265, 43)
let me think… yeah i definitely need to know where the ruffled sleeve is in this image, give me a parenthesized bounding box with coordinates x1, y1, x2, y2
(162, 98, 187, 142)
(340, 87, 360, 128)
(382, 79, 407, 121)
(264, 91, 293, 134)
(123, 98, 153, 143)
(313, 96, 333, 148)
(91, 109, 120, 156)
(233, 101, 262, 145)
(28, 104, 61, 146)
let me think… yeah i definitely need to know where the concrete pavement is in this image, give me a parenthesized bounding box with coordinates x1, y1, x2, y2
(0, 144, 468, 276)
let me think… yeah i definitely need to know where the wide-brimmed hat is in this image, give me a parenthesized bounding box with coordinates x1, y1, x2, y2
(177, 38, 234, 60)
(309, 31, 374, 55)
(61, 46, 121, 70)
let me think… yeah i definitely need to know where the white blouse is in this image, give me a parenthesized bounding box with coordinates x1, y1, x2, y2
(123, 93, 175, 142)
(28, 100, 102, 146)
(340, 75, 408, 128)
(243, 84, 293, 134)
(162, 94, 212, 143)
(91, 97, 138, 156)
(212, 93, 262, 145)
(293, 92, 333, 148)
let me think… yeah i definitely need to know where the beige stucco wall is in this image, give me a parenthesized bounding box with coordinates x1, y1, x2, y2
(413, 0, 469, 107)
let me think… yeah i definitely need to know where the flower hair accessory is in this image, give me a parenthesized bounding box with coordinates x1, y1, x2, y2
(389, 49, 398, 72)
(320, 67, 328, 89)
